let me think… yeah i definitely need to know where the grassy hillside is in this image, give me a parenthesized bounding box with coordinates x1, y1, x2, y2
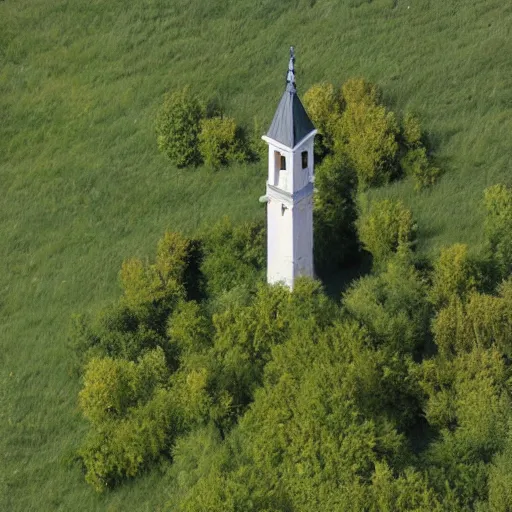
(1, 0, 511, 509)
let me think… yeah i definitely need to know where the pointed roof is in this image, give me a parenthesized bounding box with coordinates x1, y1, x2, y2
(266, 47, 315, 148)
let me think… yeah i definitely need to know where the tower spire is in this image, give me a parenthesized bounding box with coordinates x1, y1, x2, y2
(286, 46, 296, 93)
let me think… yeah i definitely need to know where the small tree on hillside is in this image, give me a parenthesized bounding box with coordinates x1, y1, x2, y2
(484, 184, 512, 280)
(156, 87, 203, 167)
(356, 198, 416, 269)
(335, 78, 399, 188)
(198, 116, 248, 169)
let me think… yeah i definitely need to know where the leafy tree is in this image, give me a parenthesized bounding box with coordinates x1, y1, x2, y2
(334, 78, 399, 188)
(344, 251, 430, 354)
(429, 243, 479, 309)
(402, 112, 423, 147)
(156, 87, 203, 167)
(200, 217, 265, 298)
(485, 437, 512, 512)
(356, 198, 416, 269)
(418, 347, 511, 509)
(198, 116, 248, 169)
(78, 349, 180, 491)
(303, 82, 342, 157)
(313, 154, 358, 272)
(484, 184, 512, 280)
(401, 146, 441, 191)
(432, 277, 512, 358)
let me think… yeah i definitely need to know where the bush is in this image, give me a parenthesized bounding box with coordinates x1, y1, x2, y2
(198, 116, 247, 169)
(356, 198, 416, 268)
(156, 87, 203, 167)
(200, 217, 265, 297)
(78, 348, 177, 491)
(313, 154, 358, 272)
(303, 82, 342, 156)
(401, 146, 441, 190)
(335, 78, 399, 188)
(429, 244, 479, 308)
(120, 231, 191, 310)
(402, 112, 423, 147)
(484, 184, 512, 279)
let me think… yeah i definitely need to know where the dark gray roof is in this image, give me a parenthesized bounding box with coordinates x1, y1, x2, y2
(266, 91, 315, 148)
(266, 47, 315, 148)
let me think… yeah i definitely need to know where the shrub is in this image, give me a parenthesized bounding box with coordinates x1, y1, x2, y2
(484, 184, 512, 279)
(120, 231, 191, 310)
(334, 79, 399, 188)
(198, 116, 247, 169)
(429, 244, 479, 308)
(156, 87, 203, 167)
(402, 112, 423, 147)
(303, 82, 342, 156)
(78, 348, 177, 491)
(356, 198, 416, 268)
(343, 251, 430, 354)
(400, 113, 442, 190)
(401, 147, 441, 190)
(313, 154, 358, 272)
(200, 217, 265, 297)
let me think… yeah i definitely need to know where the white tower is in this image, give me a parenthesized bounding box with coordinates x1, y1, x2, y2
(262, 47, 317, 289)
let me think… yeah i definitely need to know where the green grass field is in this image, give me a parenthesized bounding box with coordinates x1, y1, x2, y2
(1, 0, 511, 509)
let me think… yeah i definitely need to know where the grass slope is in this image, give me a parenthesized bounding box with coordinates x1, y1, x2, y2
(1, 0, 511, 509)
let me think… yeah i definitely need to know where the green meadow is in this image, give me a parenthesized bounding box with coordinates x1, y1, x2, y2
(1, 0, 511, 508)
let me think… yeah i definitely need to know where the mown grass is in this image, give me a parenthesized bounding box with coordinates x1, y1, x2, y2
(1, 0, 511, 509)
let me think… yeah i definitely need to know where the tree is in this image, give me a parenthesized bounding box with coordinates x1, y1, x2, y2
(429, 243, 479, 309)
(313, 154, 358, 272)
(335, 78, 399, 188)
(156, 87, 203, 167)
(198, 116, 248, 169)
(356, 198, 416, 269)
(303, 82, 343, 157)
(484, 184, 512, 280)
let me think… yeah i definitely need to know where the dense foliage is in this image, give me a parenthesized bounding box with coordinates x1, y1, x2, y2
(303, 78, 440, 191)
(70, 181, 512, 510)
(156, 89, 251, 169)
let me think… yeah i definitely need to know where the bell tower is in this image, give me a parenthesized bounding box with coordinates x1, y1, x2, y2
(261, 47, 317, 289)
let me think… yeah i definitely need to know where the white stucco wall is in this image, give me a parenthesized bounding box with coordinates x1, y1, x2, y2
(264, 131, 316, 289)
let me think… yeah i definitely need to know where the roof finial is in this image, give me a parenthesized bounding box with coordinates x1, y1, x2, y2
(286, 46, 296, 93)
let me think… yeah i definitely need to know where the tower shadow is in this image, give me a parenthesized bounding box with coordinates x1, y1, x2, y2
(317, 251, 373, 301)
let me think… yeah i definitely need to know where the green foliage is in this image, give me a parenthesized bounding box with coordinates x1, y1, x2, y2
(303, 82, 342, 156)
(156, 87, 204, 167)
(402, 112, 423, 147)
(198, 116, 248, 169)
(78, 349, 178, 491)
(484, 184, 512, 279)
(356, 198, 416, 268)
(401, 146, 441, 191)
(168, 300, 212, 357)
(313, 154, 358, 271)
(200, 217, 265, 297)
(120, 230, 190, 310)
(336, 78, 399, 188)
(344, 251, 430, 354)
(418, 347, 511, 509)
(5, 0, 512, 509)
(429, 243, 479, 308)
(432, 278, 512, 358)
(370, 463, 442, 512)
(486, 437, 512, 512)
